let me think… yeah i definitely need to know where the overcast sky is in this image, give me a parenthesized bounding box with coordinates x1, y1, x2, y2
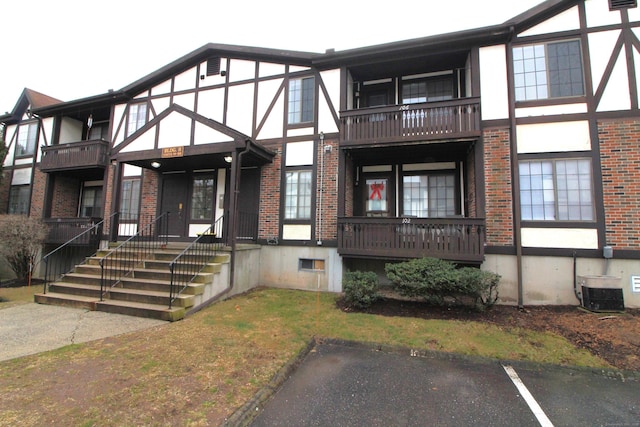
(1, 0, 543, 113)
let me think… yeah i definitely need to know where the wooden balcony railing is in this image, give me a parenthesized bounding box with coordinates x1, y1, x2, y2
(40, 140, 109, 172)
(339, 98, 481, 146)
(338, 217, 485, 263)
(44, 217, 103, 246)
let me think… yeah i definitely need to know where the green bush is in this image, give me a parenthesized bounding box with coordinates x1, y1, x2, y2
(0, 215, 47, 281)
(385, 257, 500, 310)
(343, 271, 379, 309)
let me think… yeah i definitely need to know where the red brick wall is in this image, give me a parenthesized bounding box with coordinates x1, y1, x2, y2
(0, 170, 10, 213)
(316, 138, 338, 241)
(344, 152, 354, 217)
(483, 127, 513, 246)
(140, 169, 159, 226)
(102, 163, 116, 237)
(466, 148, 476, 217)
(598, 118, 640, 250)
(50, 175, 79, 218)
(259, 145, 281, 239)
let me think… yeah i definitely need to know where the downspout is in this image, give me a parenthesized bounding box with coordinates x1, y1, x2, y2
(317, 132, 324, 245)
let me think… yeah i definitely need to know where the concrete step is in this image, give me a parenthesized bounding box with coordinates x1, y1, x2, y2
(96, 299, 185, 321)
(34, 292, 98, 310)
(107, 287, 194, 308)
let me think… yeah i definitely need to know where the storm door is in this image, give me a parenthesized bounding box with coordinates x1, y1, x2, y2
(160, 173, 189, 237)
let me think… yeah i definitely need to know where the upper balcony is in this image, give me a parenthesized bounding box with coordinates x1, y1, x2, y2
(339, 98, 481, 147)
(40, 139, 109, 173)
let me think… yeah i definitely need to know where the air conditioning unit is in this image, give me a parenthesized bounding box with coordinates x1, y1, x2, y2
(578, 275, 624, 312)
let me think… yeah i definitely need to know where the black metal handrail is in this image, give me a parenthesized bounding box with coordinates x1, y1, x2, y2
(41, 213, 115, 294)
(168, 216, 225, 309)
(99, 213, 169, 300)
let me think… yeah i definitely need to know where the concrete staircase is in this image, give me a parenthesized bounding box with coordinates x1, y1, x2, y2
(34, 243, 230, 322)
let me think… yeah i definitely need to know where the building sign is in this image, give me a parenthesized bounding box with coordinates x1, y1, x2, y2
(161, 146, 184, 158)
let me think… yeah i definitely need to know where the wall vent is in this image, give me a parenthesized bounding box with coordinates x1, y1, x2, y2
(206, 57, 221, 76)
(609, 0, 637, 10)
(632, 276, 640, 293)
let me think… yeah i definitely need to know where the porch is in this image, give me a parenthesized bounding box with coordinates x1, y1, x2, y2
(338, 217, 485, 263)
(40, 140, 109, 172)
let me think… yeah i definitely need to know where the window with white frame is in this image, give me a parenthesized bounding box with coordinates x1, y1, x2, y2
(519, 158, 594, 221)
(16, 122, 38, 156)
(288, 77, 314, 124)
(127, 103, 148, 136)
(120, 178, 141, 221)
(403, 174, 456, 217)
(513, 40, 584, 102)
(191, 175, 215, 220)
(284, 170, 312, 219)
(8, 185, 30, 215)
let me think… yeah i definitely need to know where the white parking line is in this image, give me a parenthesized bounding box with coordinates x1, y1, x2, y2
(503, 365, 554, 427)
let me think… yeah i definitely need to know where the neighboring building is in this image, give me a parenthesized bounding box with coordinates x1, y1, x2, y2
(1, 0, 639, 309)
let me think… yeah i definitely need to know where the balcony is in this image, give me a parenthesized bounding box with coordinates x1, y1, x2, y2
(338, 217, 485, 263)
(40, 140, 109, 173)
(44, 217, 103, 246)
(340, 98, 481, 147)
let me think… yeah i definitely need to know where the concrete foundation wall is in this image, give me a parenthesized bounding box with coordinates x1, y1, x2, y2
(259, 246, 342, 292)
(229, 246, 262, 297)
(483, 254, 640, 308)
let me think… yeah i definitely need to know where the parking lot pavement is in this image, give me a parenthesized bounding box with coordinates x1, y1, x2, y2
(0, 303, 166, 361)
(250, 341, 640, 427)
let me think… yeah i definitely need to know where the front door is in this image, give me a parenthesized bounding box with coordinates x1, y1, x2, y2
(160, 173, 188, 237)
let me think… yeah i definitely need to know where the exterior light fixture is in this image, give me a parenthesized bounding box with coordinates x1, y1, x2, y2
(151, 161, 161, 168)
(224, 155, 233, 163)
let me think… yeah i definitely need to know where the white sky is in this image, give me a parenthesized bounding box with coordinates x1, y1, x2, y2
(0, 0, 543, 113)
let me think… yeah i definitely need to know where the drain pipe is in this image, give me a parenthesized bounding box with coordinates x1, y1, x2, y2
(317, 132, 325, 245)
(573, 250, 581, 302)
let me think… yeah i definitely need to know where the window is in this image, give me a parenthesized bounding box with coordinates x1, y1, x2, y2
(402, 77, 453, 104)
(127, 103, 147, 136)
(519, 159, 594, 221)
(120, 179, 141, 221)
(288, 77, 314, 124)
(285, 170, 312, 219)
(80, 185, 103, 218)
(513, 40, 584, 102)
(366, 178, 388, 216)
(16, 123, 38, 156)
(299, 258, 325, 271)
(191, 176, 215, 220)
(403, 174, 456, 217)
(88, 123, 108, 140)
(8, 185, 30, 215)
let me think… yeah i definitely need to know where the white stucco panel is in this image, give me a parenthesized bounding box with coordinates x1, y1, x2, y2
(318, 90, 338, 134)
(318, 69, 340, 134)
(517, 121, 591, 153)
(286, 140, 314, 166)
(151, 79, 172, 96)
(11, 167, 32, 185)
(479, 45, 509, 120)
(112, 104, 127, 147)
(172, 93, 196, 111)
(174, 66, 197, 92)
(515, 103, 587, 118)
(197, 88, 225, 123)
(257, 89, 284, 140)
(229, 59, 256, 82)
(194, 122, 233, 145)
(589, 30, 621, 93)
(151, 97, 171, 118)
(597, 49, 630, 112)
(629, 4, 640, 22)
(282, 224, 311, 240)
(518, 5, 579, 37)
(521, 228, 598, 249)
(259, 62, 285, 78)
(122, 164, 141, 176)
(635, 48, 640, 108)
(41, 117, 55, 146)
(320, 69, 340, 113)
(289, 65, 310, 73)
(119, 127, 156, 153)
(256, 78, 283, 127)
(226, 84, 254, 135)
(134, 90, 149, 100)
(157, 111, 192, 148)
(585, 0, 621, 28)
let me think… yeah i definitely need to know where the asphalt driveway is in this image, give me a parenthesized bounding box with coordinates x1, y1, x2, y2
(0, 303, 165, 361)
(250, 340, 639, 427)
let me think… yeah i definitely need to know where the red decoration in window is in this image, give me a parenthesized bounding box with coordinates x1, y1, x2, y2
(370, 183, 384, 200)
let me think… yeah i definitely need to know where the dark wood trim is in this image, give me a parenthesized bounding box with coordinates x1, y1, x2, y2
(518, 151, 592, 160)
(481, 118, 511, 128)
(520, 220, 598, 228)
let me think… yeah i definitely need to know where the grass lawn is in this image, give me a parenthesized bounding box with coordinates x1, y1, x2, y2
(0, 287, 608, 426)
(0, 283, 44, 309)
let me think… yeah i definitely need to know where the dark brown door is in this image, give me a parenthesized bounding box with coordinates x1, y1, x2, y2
(160, 173, 188, 237)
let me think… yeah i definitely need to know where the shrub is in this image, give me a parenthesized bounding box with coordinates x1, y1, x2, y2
(343, 271, 379, 309)
(0, 215, 47, 281)
(385, 257, 501, 310)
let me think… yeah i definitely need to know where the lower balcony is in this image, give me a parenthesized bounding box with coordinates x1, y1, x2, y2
(338, 217, 485, 263)
(40, 140, 109, 173)
(44, 218, 103, 246)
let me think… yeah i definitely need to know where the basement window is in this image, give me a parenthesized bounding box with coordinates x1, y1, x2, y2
(299, 258, 325, 272)
(609, 0, 637, 10)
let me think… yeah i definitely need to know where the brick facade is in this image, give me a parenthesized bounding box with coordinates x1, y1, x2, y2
(466, 147, 476, 217)
(598, 118, 640, 250)
(0, 170, 9, 213)
(50, 175, 80, 218)
(316, 138, 338, 241)
(258, 146, 281, 240)
(139, 169, 159, 226)
(29, 167, 47, 218)
(483, 128, 513, 246)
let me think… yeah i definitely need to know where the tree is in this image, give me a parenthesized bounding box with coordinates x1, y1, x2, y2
(0, 215, 47, 281)
(0, 124, 6, 183)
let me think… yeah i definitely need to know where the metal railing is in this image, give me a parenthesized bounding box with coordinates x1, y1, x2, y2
(99, 213, 169, 300)
(168, 216, 225, 309)
(43, 217, 103, 245)
(41, 214, 115, 294)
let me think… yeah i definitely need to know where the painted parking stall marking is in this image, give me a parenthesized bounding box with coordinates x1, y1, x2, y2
(503, 365, 554, 427)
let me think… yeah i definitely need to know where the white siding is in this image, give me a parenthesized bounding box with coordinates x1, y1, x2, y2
(282, 224, 311, 240)
(228, 59, 256, 82)
(589, 30, 622, 94)
(479, 45, 509, 120)
(585, 0, 621, 28)
(259, 62, 285, 78)
(318, 69, 340, 134)
(597, 49, 630, 112)
(197, 88, 225, 123)
(521, 228, 599, 249)
(516, 121, 591, 153)
(285, 141, 314, 166)
(157, 111, 192, 148)
(174, 66, 197, 92)
(151, 79, 172, 96)
(226, 84, 254, 135)
(516, 103, 588, 118)
(518, 5, 579, 37)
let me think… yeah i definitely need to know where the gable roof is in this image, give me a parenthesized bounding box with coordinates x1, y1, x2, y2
(0, 88, 62, 124)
